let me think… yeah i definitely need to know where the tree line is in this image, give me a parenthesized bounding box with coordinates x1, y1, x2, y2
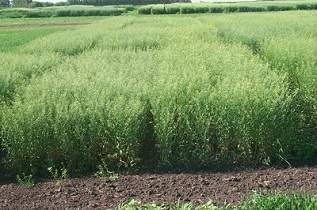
(67, 0, 190, 6)
(0, 0, 10, 7)
(1, 0, 190, 8)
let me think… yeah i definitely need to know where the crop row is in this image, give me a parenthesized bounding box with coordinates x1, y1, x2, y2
(213, 11, 317, 145)
(138, 1, 317, 14)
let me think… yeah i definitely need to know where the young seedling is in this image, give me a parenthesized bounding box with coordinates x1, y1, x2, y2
(48, 165, 68, 186)
(96, 160, 119, 182)
(16, 173, 34, 188)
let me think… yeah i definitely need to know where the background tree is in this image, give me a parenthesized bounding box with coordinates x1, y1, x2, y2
(0, 0, 10, 7)
(12, 0, 31, 7)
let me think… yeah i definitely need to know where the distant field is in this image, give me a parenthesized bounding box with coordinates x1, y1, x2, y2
(0, 5, 131, 18)
(0, 16, 105, 26)
(0, 17, 105, 52)
(0, 0, 316, 18)
(0, 28, 61, 52)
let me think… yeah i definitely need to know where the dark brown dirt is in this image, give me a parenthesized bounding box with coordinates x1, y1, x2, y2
(0, 167, 316, 209)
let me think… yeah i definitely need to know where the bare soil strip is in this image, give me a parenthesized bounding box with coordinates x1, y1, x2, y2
(0, 167, 316, 209)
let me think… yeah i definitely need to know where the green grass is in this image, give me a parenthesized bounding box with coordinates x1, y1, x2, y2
(116, 194, 317, 210)
(0, 11, 316, 177)
(0, 28, 62, 52)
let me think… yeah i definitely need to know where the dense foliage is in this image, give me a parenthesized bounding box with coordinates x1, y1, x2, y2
(0, 0, 10, 7)
(12, 0, 32, 7)
(29, 1, 55, 8)
(0, 12, 316, 177)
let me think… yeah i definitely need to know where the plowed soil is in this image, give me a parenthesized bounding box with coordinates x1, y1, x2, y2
(1, 167, 316, 209)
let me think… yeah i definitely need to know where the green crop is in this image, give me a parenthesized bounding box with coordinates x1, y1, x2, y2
(0, 12, 316, 177)
(138, 1, 317, 15)
(116, 193, 317, 210)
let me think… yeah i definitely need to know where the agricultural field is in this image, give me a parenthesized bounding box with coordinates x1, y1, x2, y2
(0, 10, 316, 209)
(0, 0, 317, 18)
